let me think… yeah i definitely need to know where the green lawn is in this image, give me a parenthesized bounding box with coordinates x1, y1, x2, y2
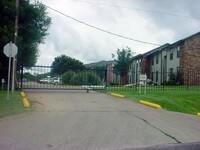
(0, 91, 27, 118)
(108, 88, 200, 115)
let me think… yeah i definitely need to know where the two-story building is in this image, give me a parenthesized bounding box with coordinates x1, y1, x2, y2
(129, 31, 200, 85)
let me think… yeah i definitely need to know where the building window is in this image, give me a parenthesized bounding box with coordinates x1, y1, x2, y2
(151, 72, 154, 81)
(169, 68, 173, 73)
(170, 52, 173, 60)
(151, 59, 154, 65)
(177, 67, 180, 73)
(177, 46, 180, 51)
(156, 55, 159, 64)
(177, 50, 180, 58)
(156, 71, 158, 82)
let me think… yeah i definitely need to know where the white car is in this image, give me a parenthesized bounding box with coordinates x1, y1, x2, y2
(39, 78, 52, 84)
(52, 78, 62, 85)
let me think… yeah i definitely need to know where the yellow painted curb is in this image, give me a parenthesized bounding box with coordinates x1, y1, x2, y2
(110, 93, 125, 98)
(197, 113, 200, 117)
(22, 98, 30, 108)
(139, 100, 162, 109)
(20, 91, 26, 98)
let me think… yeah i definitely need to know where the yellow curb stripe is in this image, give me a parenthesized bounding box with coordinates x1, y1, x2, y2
(110, 93, 125, 98)
(139, 100, 162, 109)
(197, 113, 200, 117)
(22, 98, 30, 108)
(20, 91, 26, 98)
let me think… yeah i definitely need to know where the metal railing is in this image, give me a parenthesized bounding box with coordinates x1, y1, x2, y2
(8, 64, 199, 92)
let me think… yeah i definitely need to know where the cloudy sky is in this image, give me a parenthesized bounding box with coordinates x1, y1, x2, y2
(37, 0, 200, 65)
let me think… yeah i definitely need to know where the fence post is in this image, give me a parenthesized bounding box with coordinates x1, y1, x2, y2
(187, 68, 189, 90)
(162, 79, 165, 91)
(104, 68, 107, 88)
(20, 62, 23, 91)
(135, 71, 138, 91)
(162, 72, 164, 91)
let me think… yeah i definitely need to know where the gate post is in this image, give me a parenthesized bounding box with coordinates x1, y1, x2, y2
(20, 62, 23, 91)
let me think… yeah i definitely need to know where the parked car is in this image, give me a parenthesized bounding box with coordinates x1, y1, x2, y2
(39, 78, 46, 84)
(52, 77, 62, 85)
(39, 78, 53, 84)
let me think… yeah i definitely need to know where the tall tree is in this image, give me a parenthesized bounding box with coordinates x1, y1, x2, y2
(17, 1, 51, 66)
(0, 0, 51, 80)
(0, 0, 15, 80)
(51, 55, 85, 75)
(112, 47, 133, 85)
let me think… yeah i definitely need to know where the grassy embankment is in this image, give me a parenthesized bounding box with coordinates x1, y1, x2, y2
(108, 86, 200, 115)
(0, 91, 27, 118)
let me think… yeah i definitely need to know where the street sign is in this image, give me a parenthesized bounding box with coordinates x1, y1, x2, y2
(139, 74, 147, 95)
(3, 42, 18, 100)
(139, 74, 147, 81)
(3, 43, 18, 57)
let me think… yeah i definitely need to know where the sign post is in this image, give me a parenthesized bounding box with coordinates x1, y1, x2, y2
(3, 42, 18, 100)
(1, 79, 5, 90)
(139, 74, 147, 94)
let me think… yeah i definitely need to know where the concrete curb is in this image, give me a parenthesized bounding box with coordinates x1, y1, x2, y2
(110, 93, 125, 98)
(20, 91, 30, 108)
(139, 100, 162, 109)
(197, 113, 200, 117)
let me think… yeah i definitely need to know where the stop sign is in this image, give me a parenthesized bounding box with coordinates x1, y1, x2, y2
(3, 43, 18, 57)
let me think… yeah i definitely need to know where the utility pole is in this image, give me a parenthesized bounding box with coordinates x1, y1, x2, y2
(14, 0, 19, 44)
(12, 0, 19, 92)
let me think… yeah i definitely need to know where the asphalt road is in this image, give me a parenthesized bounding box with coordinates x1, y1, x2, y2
(0, 90, 200, 150)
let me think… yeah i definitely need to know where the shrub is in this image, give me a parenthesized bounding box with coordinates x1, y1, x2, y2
(62, 71, 101, 85)
(61, 71, 76, 84)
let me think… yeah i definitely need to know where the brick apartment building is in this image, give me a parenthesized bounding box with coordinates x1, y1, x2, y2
(129, 31, 200, 85)
(106, 63, 120, 85)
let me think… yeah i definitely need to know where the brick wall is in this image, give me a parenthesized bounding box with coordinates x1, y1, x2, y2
(180, 33, 200, 85)
(140, 56, 150, 78)
(106, 64, 113, 84)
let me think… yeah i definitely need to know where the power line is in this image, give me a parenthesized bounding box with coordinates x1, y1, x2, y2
(74, 0, 199, 20)
(42, 3, 161, 46)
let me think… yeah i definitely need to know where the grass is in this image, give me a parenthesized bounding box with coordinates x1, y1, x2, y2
(0, 91, 27, 118)
(108, 87, 200, 115)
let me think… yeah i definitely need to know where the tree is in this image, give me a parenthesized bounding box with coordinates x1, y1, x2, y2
(86, 65, 105, 81)
(61, 71, 76, 84)
(112, 47, 133, 85)
(23, 72, 35, 81)
(0, 0, 16, 81)
(0, 0, 51, 75)
(51, 55, 85, 75)
(35, 72, 51, 81)
(17, 1, 51, 67)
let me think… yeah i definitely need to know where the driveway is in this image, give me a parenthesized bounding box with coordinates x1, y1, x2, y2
(0, 90, 200, 150)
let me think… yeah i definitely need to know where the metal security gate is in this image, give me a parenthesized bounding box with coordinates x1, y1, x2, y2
(18, 65, 107, 91)
(17, 64, 200, 92)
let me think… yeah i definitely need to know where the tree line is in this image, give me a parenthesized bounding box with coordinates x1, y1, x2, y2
(49, 46, 133, 85)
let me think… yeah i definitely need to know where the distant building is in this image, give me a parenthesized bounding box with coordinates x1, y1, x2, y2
(106, 63, 120, 85)
(129, 31, 200, 85)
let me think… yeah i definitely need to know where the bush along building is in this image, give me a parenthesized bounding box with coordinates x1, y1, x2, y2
(129, 31, 200, 86)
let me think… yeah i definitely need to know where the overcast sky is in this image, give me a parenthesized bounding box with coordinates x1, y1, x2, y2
(37, 0, 200, 65)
